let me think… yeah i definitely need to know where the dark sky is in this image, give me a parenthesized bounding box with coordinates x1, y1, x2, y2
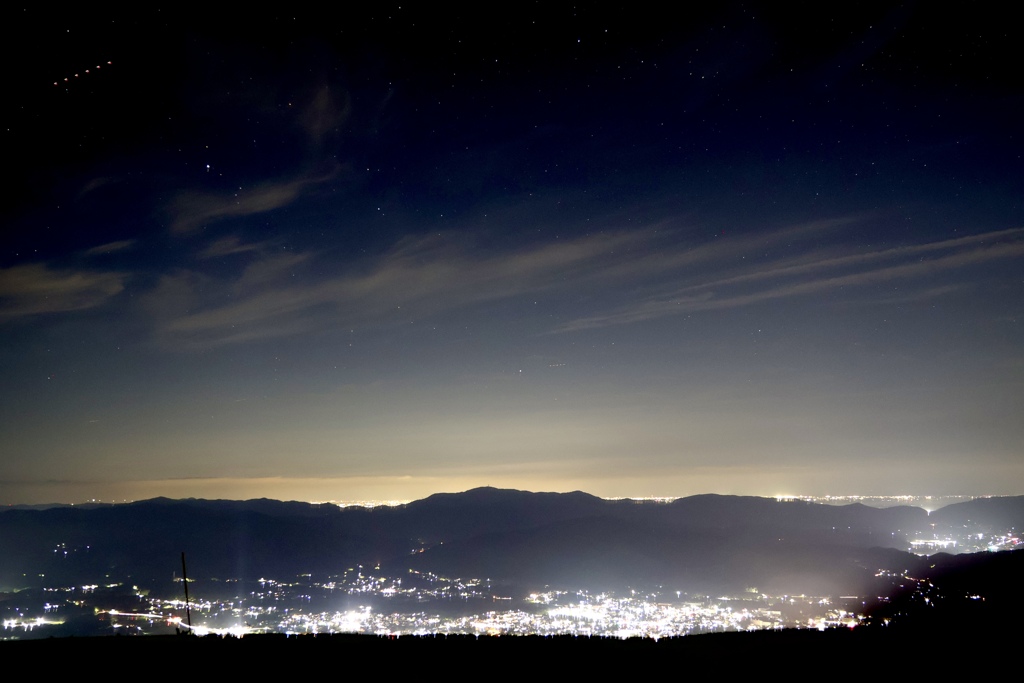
(2, 5, 1022, 503)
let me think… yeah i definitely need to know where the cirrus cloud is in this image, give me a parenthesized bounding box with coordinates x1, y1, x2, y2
(0, 263, 126, 319)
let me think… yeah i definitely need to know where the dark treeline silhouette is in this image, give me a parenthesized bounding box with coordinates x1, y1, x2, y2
(1, 627, 1018, 672)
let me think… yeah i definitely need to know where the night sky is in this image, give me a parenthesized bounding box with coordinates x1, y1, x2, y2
(2, 5, 1022, 504)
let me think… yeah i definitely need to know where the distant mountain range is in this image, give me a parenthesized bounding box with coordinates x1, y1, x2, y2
(2, 487, 1021, 598)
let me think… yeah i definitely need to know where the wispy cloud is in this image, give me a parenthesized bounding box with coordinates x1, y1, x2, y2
(198, 236, 268, 259)
(672, 228, 1024, 296)
(144, 222, 1024, 347)
(0, 263, 126, 319)
(149, 230, 651, 348)
(298, 85, 351, 150)
(169, 176, 320, 234)
(83, 239, 136, 256)
(554, 228, 1024, 332)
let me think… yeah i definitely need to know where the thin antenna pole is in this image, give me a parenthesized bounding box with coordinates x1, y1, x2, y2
(181, 551, 192, 631)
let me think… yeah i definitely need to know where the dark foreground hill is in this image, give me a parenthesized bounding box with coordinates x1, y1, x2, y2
(1, 628, 1018, 673)
(1, 488, 1021, 597)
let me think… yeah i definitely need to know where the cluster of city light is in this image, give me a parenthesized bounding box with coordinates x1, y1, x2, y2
(125, 574, 863, 639)
(906, 529, 1020, 556)
(985, 533, 1020, 552)
(6, 567, 873, 641)
(3, 616, 63, 631)
(23, 530, 1017, 642)
(249, 591, 861, 638)
(772, 494, 986, 511)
